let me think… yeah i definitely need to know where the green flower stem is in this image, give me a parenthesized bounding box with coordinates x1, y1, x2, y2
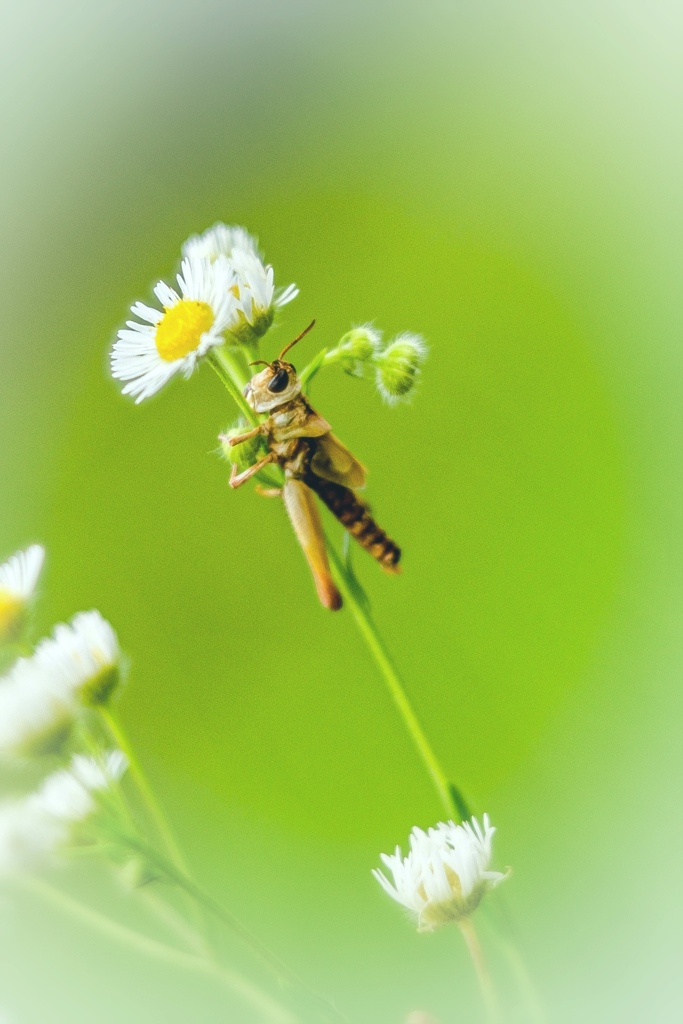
(21, 875, 298, 1024)
(99, 707, 213, 953)
(100, 708, 187, 874)
(119, 831, 347, 1024)
(77, 723, 138, 832)
(299, 349, 329, 390)
(210, 347, 258, 425)
(140, 888, 213, 959)
(458, 917, 501, 1024)
(209, 347, 284, 489)
(491, 930, 546, 1024)
(326, 543, 460, 821)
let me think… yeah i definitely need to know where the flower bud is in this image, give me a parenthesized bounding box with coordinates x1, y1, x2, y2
(334, 325, 382, 376)
(375, 333, 427, 404)
(219, 423, 268, 472)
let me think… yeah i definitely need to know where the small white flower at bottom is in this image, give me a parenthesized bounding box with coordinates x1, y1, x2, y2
(0, 545, 45, 643)
(0, 751, 127, 874)
(373, 814, 508, 931)
(111, 255, 238, 403)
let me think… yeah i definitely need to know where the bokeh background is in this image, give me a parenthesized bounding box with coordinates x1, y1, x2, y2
(0, 0, 681, 1020)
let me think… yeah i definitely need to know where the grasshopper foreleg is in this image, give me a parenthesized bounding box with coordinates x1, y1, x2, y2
(229, 452, 277, 489)
(219, 423, 267, 448)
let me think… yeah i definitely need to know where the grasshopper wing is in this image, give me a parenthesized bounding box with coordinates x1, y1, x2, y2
(282, 479, 342, 610)
(310, 433, 367, 489)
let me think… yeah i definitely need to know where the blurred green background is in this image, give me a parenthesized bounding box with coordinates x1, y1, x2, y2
(0, 0, 681, 1020)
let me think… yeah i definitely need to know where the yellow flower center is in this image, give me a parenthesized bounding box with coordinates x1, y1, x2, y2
(155, 301, 215, 362)
(0, 589, 24, 643)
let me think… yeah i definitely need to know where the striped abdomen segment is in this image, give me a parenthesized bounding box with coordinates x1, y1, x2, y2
(304, 473, 401, 572)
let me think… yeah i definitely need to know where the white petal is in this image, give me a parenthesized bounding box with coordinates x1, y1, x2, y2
(0, 545, 45, 601)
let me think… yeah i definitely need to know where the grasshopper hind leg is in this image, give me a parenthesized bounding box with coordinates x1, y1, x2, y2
(282, 479, 342, 611)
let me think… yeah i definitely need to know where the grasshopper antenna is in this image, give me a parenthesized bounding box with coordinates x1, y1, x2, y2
(278, 319, 316, 361)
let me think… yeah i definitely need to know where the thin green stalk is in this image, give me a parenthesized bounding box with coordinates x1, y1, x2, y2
(458, 917, 501, 1024)
(83, 717, 221, 980)
(118, 831, 348, 1024)
(218, 343, 253, 387)
(209, 348, 283, 489)
(140, 888, 213, 958)
(493, 932, 546, 1024)
(100, 707, 188, 875)
(210, 347, 258, 425)
(101, 709, 210, 943)
(77, 722, 139, 832)
(20, 875, 298, 1024)
(326, 543, 459, 821)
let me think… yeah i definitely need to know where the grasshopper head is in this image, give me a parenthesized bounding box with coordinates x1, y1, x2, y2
(243, 320, 315, 413)
(244, 359, 302, 413)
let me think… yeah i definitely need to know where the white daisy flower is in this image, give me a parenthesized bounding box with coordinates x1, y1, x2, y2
(0, 655, 77, 759)
(34, 610, 121, 707)
(111, 255, 238, 403)
(182, 223, 298, 344)
(0, 610, 120, 758)
(0, 545, 45, 644)
(373, 815, 508, 931)
(0, 751, 127, 874)
(228, 247, 299, 343)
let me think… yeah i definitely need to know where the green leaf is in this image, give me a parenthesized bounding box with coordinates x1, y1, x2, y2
(341, 533, 372, 615)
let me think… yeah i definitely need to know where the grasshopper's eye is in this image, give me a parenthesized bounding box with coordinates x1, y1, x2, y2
(268, 368, 289, 394)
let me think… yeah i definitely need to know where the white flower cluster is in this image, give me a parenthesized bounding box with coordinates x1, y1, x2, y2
(111, 224, 298, 403)
(0, 546, 127, 873)
(0, 751, 127, 874)
(0, 610, 121, 759)
(373, 814, 507, 930)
